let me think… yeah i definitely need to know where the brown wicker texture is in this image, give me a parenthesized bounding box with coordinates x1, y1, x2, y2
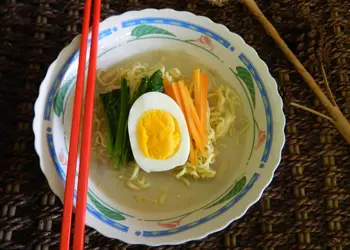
(1, 0, 350, 249)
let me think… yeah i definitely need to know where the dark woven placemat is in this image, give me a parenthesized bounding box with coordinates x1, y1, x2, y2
(1, 0, 350, 249)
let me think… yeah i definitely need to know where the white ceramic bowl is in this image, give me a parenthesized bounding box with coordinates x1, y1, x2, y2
(33, 9, 285, 246)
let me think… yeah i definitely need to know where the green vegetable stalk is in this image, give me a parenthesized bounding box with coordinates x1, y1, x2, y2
(99, 89, 121, 154)
(113, 78, 129, 169)
(138, 76, 149, 97)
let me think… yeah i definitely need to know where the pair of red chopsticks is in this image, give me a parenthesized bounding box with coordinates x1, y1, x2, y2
(59, 0, 101, 249)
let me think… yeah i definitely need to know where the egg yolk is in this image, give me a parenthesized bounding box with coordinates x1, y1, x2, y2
(137, 109, 181, 160)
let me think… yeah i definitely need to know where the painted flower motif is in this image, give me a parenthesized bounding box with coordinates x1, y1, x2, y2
(254, 130, 266, 150)
(157, 218, 182, 229)
(58, 149, 67, 165)
(198, 35, 214, 51)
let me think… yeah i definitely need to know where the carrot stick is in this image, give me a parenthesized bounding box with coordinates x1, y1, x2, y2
(200, 72, 208, 144)
(193, 69, 208, 145)
(189, 139, 197, 164)
(193, 69, 202, 131)
(164, 82, 184, 111)
(181, 82, 205, 139)
(193, 69, 201, 117)
(164, 80, 173, 96)
(177, 81, 206, 155)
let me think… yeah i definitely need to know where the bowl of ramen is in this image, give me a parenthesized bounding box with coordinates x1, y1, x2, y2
(33, 9, 285, 245)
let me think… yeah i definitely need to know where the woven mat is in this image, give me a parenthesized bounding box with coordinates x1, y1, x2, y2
(1, 0, 350, 249)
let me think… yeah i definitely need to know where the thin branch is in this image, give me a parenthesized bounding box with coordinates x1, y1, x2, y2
(240, 0, 350, 143)
(320, 64, 337, 106)
(290, 102, 334, 123)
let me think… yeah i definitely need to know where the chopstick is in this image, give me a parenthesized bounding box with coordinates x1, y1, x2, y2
(73, 0, 101, 248)
(59, 0, 92, 247)
(59, 0, 101, 249)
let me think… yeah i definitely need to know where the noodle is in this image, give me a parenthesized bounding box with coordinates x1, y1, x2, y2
(92, 61, 244, 190)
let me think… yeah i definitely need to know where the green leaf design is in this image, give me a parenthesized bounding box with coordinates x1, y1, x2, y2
(53, 80, 72, 116)
(236, 66, 256, 108)
(206, 176, 247, 209)
(131, 25, 176, 38)
(88, 192, 126, 220)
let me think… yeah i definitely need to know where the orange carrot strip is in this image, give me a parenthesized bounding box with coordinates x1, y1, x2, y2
(200, 72, 208, 144)
(165, 82, 184, 111)
(189, 139, 197, 164)
(193, 69, 209, 145)
(181, 82, 205, 140)
(172, 84, 184, 111)
(193, 69, 201, 118)
(177, 81, 206, 155)
(164, 80, 174, 98)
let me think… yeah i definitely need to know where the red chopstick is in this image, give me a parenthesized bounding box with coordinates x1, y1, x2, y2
(59, 0, 91, 248)
(73, 0, 101, 248)
(59, 0, 101, 249)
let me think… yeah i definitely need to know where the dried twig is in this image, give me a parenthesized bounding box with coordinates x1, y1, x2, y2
(320, 64, 337, 106)
(290, 102, 334, 123)
(240, 0, 350, 143)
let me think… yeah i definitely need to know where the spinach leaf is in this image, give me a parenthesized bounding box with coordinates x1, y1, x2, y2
(139, 76, 149, 96)
(99, 89, 121, 154)
(132, 70, 164, 104)
(147, 70, 163, 92)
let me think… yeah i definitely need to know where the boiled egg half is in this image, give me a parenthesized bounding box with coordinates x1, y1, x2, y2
(128, 92, 190, 173)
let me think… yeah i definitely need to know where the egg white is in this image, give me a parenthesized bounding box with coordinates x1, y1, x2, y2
(128, 92, 190, 173)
